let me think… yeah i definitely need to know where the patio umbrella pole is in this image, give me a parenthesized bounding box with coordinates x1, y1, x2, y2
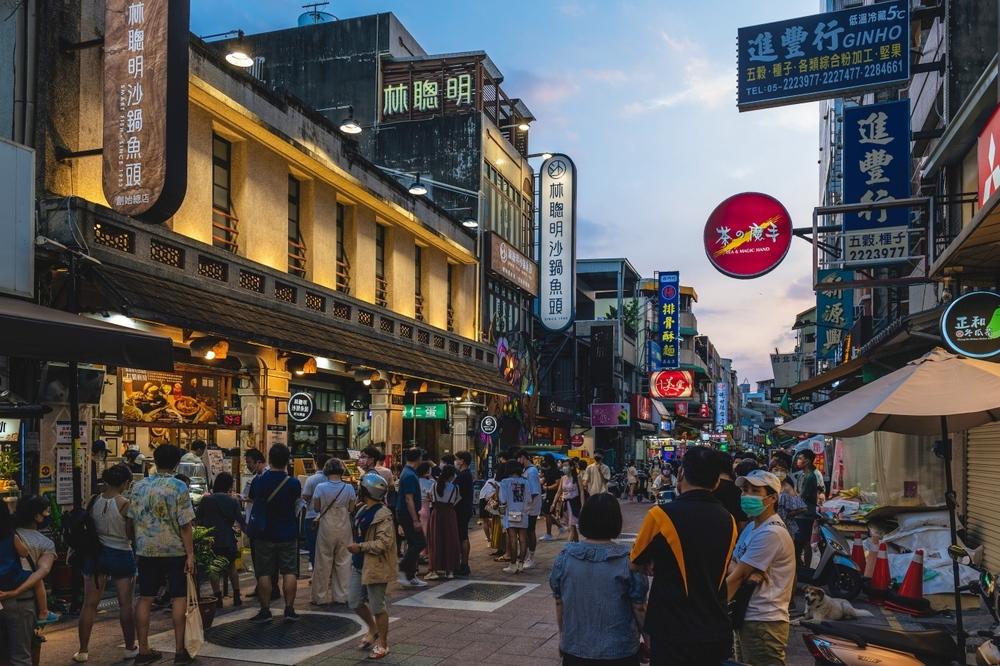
(940, 415, 965, 661)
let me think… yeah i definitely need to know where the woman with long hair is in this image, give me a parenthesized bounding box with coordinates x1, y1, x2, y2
(196, 471, 246, 609)
(424, 465, 461, 580)
(553, 458, 582, 542)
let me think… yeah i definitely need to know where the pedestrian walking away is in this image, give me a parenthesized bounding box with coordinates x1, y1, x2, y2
(311, 458, 357, 606)
(348, 472, 398, 661)
(539, 453, 564, 542)
(550, 493, 648, 665)
(301, 452, 331, 569)
(424, 464, 461, 580)
(246, 444, 303, 623)
(454, 451, 475, 576)
(499, 460, 530, 573)
(631, 447, 738, 666)
(396, 448, 428, 588)
(196, 471, 247, 610)
(726, 469, 796, 666)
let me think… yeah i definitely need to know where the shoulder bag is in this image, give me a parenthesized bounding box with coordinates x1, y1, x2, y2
(246, 475, 290, 538)
(313, 484, 347, 526)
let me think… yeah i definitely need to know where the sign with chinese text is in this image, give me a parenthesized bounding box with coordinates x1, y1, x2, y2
(715, 382, 728, 429)
(121, 368, 222, 424)
(56, 421, 89, 445)
(646, 340, 663, 372)
(380, 61, 476, 121)
(940, 291, 1000, 359)
(631, 395, 653, 423)
(843, 99, 911, 264)
(570, 433, 584, 447)
(737, 1, 909, 111)
(103, 0, 189, 223)
(675, 402, 689, 418)
(539, 154, 576, 332)
(403, 403, 449, 420)
(650, 370, 695, 399)
(590, 402, 630, 428)
(0, 419, 18, 443)
(266, 424, 287, 447)
(657, 271, 681, 369)
(817, 270, 855, 364)
(287, 392, 314, 422)
(488, 233, 538, 296)
(480, 415, 498, 435)
(704, 193, 792, 278)
(977, 105, 1000, 207)
(699, 403, 710, 419)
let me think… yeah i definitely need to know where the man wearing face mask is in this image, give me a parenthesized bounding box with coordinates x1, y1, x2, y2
(726, 470, 795, 666)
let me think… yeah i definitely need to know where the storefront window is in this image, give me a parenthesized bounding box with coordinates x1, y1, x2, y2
(483, 162, 532, 257)
(487, 280, 530, 337)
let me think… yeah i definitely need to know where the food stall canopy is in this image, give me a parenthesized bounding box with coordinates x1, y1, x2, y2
(0, 296, 173, 371)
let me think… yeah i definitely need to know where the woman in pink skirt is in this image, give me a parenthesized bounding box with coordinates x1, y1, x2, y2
(554, 460, 581, 542)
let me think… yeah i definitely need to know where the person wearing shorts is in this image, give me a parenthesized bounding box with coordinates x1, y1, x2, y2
(348, 473, 398, 661)
(127, 445, 196, 666)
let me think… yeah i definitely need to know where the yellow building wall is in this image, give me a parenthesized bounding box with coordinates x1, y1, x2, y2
(311, 184, 340, 291)
(426, 252, 448, 330)
(240, 141, 288, 272)
(353, 208, 376, 304)
(168, 106, 215, 244)
(391, 230, 416, 319)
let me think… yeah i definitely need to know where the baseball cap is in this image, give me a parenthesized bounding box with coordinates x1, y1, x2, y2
(735, 469, 781, 494)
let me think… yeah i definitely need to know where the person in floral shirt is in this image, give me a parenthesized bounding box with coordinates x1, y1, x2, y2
(127, 444, 196, 666)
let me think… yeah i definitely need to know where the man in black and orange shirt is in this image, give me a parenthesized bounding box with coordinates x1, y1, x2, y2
(631, 447, 738, 665)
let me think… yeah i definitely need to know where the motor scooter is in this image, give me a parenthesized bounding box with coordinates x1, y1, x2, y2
(802, 545, 1000, 665)
(798, 511, 864, 600)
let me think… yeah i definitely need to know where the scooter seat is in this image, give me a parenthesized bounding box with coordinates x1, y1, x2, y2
(803, 621, 957, 658)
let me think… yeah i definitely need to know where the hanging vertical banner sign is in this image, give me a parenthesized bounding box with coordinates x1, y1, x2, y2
(103, 0, 190, 223)
(842, 99, 911, 264)
(816, 269, 855, 365)
(658, 271, 681, 369)
(737, 1, 910, 111)
(715, 382, 728, 429)
(539, 154, 576, 332)
(977, 104, 1000, 207)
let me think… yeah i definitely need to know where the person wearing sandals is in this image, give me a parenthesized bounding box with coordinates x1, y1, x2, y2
(424, 465, 461, 580)
(549, 493, 648, 665)
(347, 472, 398, 661)
(75, 464, 140, 662)
(311, 459, 357, 606)
(499, 460, 530, 573)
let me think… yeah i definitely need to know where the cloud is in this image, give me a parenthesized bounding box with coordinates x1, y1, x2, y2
(758, 103, 820, 133)
(623, 57, 733, 113)
(659, 31, 695, 53)
(582, 68, 629, 85)
(505, 69, 579, 106)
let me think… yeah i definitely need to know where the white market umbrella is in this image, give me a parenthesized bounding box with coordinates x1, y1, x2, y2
(781, 347, 1000, 655)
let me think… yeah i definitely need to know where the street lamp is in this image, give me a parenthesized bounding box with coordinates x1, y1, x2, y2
(408, 174, 428, 196)
(201, 30, 254, 68)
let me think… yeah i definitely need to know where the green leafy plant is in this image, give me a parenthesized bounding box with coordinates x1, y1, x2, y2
(192, 526, 230, 592)
(0, 448, 19, 479)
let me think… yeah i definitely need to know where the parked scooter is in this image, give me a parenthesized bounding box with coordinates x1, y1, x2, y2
(798, 511, 864, 600)
(802, 545, 1000, 665)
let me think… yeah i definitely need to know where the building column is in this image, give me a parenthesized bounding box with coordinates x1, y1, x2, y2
(449, 401, 479, 453)
(370, 383, 404, 462)
(237, 350, 290, 453)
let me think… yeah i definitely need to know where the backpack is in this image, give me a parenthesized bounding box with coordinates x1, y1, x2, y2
(64, 495, 101, 569)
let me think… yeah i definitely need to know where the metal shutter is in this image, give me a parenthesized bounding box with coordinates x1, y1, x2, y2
(966, 423, 1000, 572)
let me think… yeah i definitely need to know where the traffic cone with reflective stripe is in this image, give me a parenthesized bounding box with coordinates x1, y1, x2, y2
(867, 542, 890, 602)
(851, 532, 867, 573)
(885, 549, 931, 616)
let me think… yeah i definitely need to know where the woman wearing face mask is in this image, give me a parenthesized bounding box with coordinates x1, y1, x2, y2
(552, 460, 581, 543)
(726, 470, 796, 666)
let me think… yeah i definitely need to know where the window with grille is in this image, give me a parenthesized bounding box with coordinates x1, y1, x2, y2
(336, 203, 350, 293)
(375, 224, 388, 308)
(212, 135, 238, 252)
(414, 245, 424, 321)
(288, 175, 306, 277)
(447, 263, 455, 332)
(483, 161, 532, 257)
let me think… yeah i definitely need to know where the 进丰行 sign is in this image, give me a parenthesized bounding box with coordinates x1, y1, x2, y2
(738, 1, 910, 111)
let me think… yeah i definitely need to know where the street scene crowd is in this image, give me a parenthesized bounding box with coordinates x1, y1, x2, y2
(0, 439, 839, 666)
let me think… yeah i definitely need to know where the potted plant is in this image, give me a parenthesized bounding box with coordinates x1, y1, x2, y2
(192, 526, 229, 628)
(0, 448, 19, 494)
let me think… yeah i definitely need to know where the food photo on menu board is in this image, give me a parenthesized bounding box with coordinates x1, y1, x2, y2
(121, 369, 221, 424)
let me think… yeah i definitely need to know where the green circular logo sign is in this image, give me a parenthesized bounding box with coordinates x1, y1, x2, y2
(940, 291, 1000, 359)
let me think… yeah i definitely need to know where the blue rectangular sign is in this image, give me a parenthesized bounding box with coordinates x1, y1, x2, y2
(647, 340, 663, 372)
(737, 1, 909, 110)
(658, 272, 680, 370)
(715, 382, 728, 429)
(816, 269, 855, 365)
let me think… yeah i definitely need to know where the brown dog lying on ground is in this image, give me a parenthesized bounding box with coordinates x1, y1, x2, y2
(792, 585, 874, 624)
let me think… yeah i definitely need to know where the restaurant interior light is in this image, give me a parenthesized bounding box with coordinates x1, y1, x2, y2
(190, 337, 229, 360)
(408, 174, 427, 196)
(339, 106, 362, 135)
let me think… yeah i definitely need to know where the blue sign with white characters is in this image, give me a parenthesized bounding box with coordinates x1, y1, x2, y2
(737, 1, 909, 110)
(816, 270, 855, 365)
(658, 272, 680, 370)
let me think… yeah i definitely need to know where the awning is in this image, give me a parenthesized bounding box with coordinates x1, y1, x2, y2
(788, 354, 866, 399)
(930, 190, 1000, 281)
(651, 400, 670, 420)
(96, 266, 511, 395)
(0, 296, 174, 371)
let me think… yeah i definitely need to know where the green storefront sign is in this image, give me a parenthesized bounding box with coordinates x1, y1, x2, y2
(403, 403, 448, 419)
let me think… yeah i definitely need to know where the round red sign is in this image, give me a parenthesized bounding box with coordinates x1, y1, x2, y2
(704, 192, 793, 279)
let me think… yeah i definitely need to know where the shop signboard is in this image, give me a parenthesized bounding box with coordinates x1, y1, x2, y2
(631, 395, 653, 423)
(715, 382, 728, 429)
(102, 0, 189, 223)
(737, 1, 909, 111)
(842, 99, 911, 265)
(699, 403, 710, 419)
(480, 415, 498, 435)
(56, 421, 89, 445)
(658, 271, 681, 369)
(675, 402, 688, 417)
(0, 418, 18, 443)
(570, 433, 584, 447)
(650, 370, 694, 399)
(266, 424, 287, 447)
(978, 104, 1000, 207)
(55, 445, 87, 506)
(488, 233, 538, 296)
(0, 138, 35, 298)
(590, 402, 630, 428)
(403, 403, 448, 419)
(816, 269, 855, 364)
(646, 339, 663, 372)
(704, 193, 792, 279)
(287, 392, 314, 422)
(121, 369, 222, 424)
(940, 291, 1000, 359)
(539, 154, 576, 332)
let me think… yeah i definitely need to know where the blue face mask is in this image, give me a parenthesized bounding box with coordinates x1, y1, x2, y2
(37, 516, 51, 530)
(740, 495, 767, 518)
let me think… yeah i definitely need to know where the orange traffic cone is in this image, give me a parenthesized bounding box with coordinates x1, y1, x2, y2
(851, 532, 866, 573)
(896, 549, 924, 601)
(867, 542, 890, 602)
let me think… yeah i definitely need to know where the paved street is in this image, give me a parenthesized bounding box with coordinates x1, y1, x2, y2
(32, 499, 992, 666)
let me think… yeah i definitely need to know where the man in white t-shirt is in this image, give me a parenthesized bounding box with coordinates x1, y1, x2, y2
(580, 453, 611, 495)
(516, 449, 542, 570)
(726, 469, 796, 666)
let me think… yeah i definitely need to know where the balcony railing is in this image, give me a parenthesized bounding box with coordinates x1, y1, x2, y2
(415, 293, 425, 322)
(288, 237, 307, 278)
(447, 306, 455, 333)
(212, 206, 239, 252)
(336, 255, 351, 294)
(376, 275, 389, 308)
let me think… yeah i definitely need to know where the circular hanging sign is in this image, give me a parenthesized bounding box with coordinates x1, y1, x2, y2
(570, 433, 585, 447)
(650, 370, 695, 399)
(703, 192, 793, 279)
(480, 415, 498, 435)
(288, 392, 315, 422)
(940, 291, 1000, 359)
